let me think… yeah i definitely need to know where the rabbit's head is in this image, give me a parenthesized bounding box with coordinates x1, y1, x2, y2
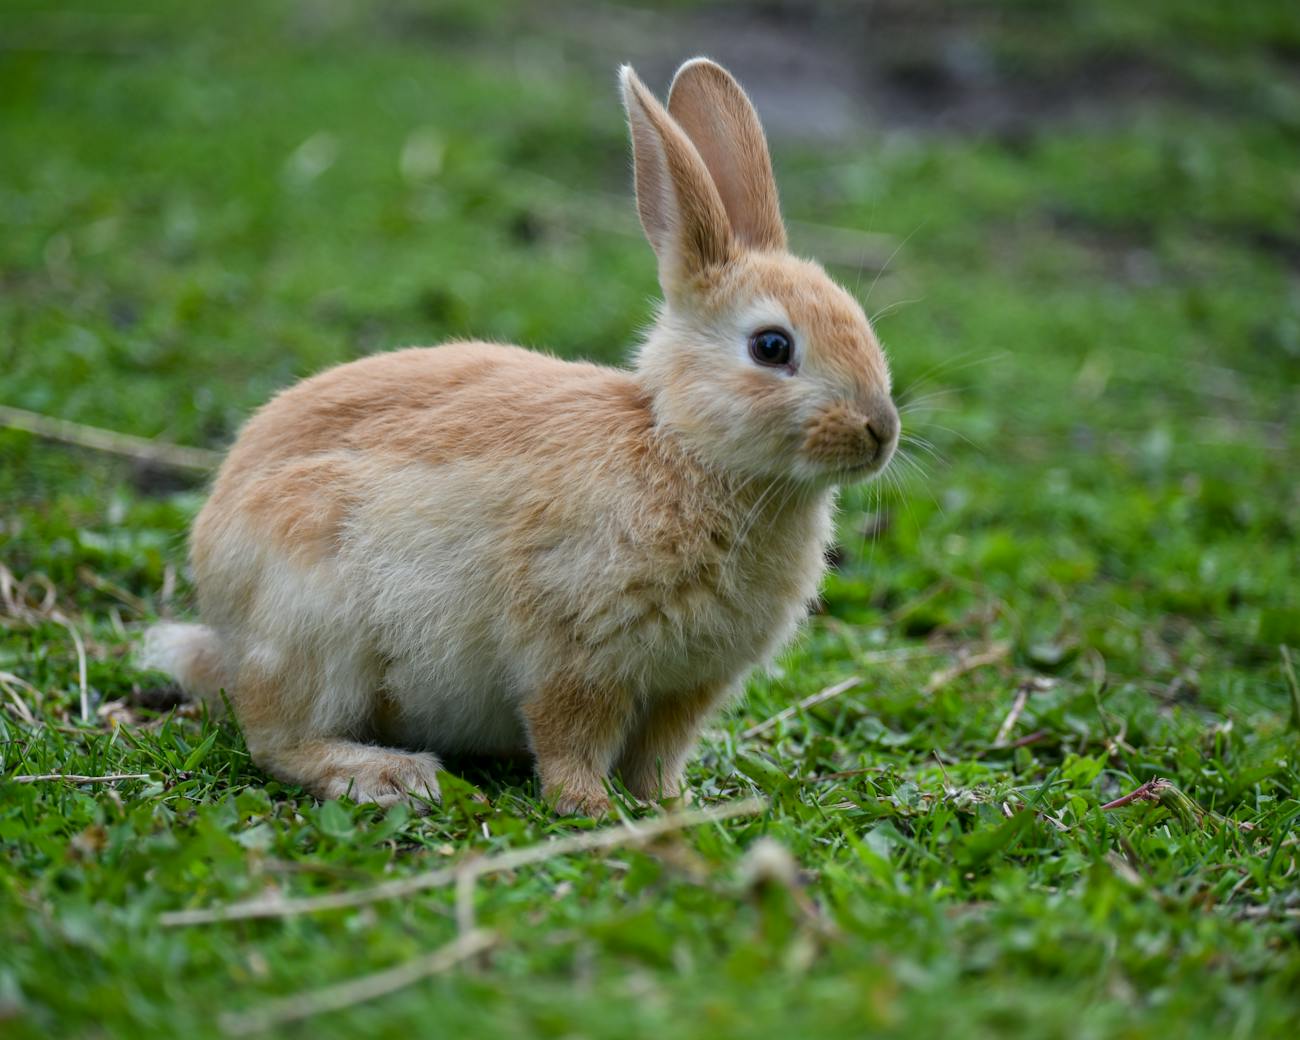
(623, 59, 898, 486)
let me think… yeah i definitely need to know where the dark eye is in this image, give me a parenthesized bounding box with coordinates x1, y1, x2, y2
(749, 327, 793, 368)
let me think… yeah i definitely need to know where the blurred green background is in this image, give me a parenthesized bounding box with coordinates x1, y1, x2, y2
(2, 1, 1298, 1037)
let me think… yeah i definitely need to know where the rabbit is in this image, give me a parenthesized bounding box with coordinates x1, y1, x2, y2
(141, 58, 900, 816)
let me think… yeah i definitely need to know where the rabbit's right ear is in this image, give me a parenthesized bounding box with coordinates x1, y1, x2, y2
(620, 65, 735, 298)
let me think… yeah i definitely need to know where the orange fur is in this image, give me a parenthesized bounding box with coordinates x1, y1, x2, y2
(616, 684, 727, 801)
(523, 674, 635, 815)
(144, 58, 901, 814)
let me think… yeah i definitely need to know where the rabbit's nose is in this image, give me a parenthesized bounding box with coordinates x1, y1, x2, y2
(862, 397, 899, 459)
(863, 420, 881, 454)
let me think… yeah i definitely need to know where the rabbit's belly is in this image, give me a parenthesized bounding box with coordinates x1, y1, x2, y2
(366, 587, 529, 753)
(380, 654, 528, 755)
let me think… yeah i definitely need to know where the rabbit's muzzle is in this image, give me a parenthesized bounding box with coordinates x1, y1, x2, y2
(802, 394, 899, 479)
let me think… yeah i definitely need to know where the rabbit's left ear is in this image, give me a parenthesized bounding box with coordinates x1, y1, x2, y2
(621, 64, 735, 298)
(667, 58, 786, 252)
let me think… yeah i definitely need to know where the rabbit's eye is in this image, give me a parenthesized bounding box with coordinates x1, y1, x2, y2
(749, 328, 793, 368)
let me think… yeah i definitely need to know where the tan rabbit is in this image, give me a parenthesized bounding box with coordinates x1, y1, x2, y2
(142, 58, 899, 815)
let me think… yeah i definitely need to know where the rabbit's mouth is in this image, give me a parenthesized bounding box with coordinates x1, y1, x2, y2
(830, 452, 894, 484)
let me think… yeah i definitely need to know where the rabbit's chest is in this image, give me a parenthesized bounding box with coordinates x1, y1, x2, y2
(541, 495, 835, 694)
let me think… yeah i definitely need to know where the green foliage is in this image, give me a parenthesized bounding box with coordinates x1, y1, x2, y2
(2, 1, 1298, 1037)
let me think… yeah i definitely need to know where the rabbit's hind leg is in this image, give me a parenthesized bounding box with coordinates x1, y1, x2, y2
(235, 655, 441, 812)
(260, 738, 441, 810)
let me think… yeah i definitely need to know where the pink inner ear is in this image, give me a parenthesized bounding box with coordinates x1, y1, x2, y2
(623, 68, 735, 289)
(627, 103, 675, 260)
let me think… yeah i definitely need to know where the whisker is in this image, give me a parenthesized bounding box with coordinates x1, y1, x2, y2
(883, 470, 909, 527)
(886, 454, 931, 529)
(899, 432, 943, 461)
(899, 429, 939, 446)
(843, 468, 889, 570)
(898, 386, 965, 412)
(870, 296, 924, 325)
(863, 220, 926, 308)
(863, 475, 883, 564)
(851, 196, 880, 300)
(722, 475, 789, 579)
(893, 350, 1009, 408)
(861, 478, 880, 564)
(893, 450, 933, 486)
(900, 419, 980, 452)
(898, 465, 944, 519)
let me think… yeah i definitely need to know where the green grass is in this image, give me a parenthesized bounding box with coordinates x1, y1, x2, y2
(2, 1, 1298, 1037)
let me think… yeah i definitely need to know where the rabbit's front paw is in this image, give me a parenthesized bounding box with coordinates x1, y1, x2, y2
(621, 766, 686, 804)
(547, 783, 611, 818)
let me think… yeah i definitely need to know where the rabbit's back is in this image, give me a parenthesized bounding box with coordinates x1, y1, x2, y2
(193, 343, 647, 567)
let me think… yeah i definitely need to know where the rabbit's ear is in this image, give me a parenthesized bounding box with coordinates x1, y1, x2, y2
(621, 65, 735, 296)
(667, 58, 786, 252)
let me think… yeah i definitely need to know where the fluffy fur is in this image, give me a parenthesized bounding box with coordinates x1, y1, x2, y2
(141, 58, 900, 815)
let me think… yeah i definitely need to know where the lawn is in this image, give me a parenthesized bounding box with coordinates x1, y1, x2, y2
(2, 1, 1298, 1037)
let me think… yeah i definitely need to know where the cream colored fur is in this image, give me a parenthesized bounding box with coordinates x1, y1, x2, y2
(141, 58, 901, 815)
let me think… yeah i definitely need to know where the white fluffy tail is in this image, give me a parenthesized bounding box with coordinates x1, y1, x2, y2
(140, 622, 231, 709)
